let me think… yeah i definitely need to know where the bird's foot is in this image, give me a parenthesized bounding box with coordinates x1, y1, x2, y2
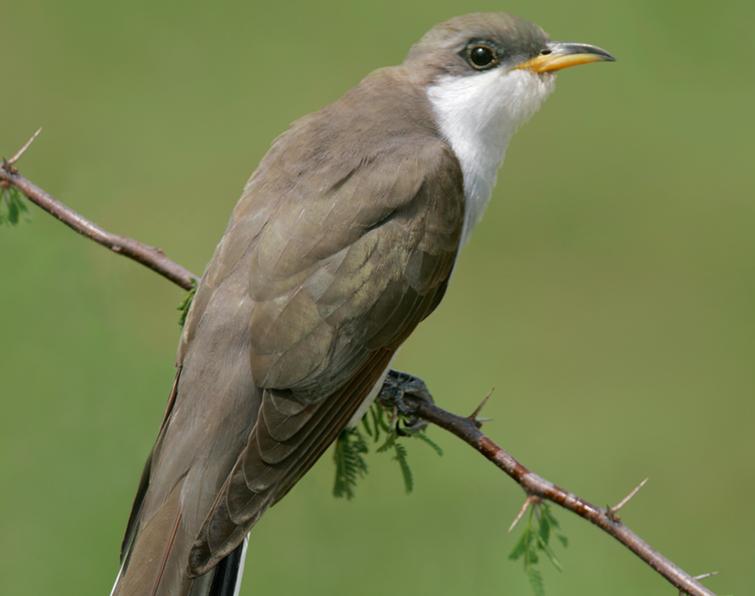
(377, 369, 434, 435)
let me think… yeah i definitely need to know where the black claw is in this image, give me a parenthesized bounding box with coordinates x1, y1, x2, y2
(378, 370, 434, 434)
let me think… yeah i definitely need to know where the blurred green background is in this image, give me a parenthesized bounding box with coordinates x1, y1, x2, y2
(2, 1, 754, 594)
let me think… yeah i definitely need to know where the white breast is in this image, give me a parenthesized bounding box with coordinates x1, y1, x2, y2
(427, 69, 555, 244)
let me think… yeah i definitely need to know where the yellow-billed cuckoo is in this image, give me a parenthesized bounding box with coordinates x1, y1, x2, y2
(111, 12, 614, 596)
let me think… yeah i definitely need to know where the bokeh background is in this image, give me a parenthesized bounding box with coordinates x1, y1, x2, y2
(2, 1, 754, 594)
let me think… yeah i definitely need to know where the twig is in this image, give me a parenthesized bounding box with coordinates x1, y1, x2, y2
(1, 133, 716, 596)
(0, 137, 197, 290)
(404, 395, 714, 596)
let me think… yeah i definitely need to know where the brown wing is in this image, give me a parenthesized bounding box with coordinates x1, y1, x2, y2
(188, 132, 464, 573)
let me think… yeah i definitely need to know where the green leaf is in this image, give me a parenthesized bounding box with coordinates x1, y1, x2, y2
(542, 503, 561, 529)
(412, 430, 443, 456)
(368, 405, 382, 442)
(333, 400, 442, 501)
(0, 186, 29, 226)
(177, 283, 197, 327)
(556, 535, 569, 548)
(527, 567, 545, 596)
(376, 431, 397, 453)
(509, 503, 570, 596)
(538, 509, 551, 545)
(536, 534, 562, 572)
(375, 404, 391, 434)
(332, 427, 369, 499)
(361, 411, 373, 438)
(508, 529, 531, 561)
(393, 442, 413, 494)
(7, 195, 19, 223)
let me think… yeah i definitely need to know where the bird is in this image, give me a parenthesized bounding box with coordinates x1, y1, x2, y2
(110, 12, 614, 596)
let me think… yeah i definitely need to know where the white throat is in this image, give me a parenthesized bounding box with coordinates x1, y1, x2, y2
(427, 69, 555, 244)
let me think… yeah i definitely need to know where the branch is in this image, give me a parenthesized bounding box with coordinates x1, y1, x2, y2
(0, 131, 197, 290)
(399, 392, 713, 596)
(2, 134, 715, 596)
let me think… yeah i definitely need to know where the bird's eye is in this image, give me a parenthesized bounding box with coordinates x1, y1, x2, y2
(467, 44, 498, 70)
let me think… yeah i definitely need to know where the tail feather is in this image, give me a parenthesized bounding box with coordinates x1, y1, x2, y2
(110, 472, 249, 596)
(207, 537, 248, 596)
(112, 534, 248, 596)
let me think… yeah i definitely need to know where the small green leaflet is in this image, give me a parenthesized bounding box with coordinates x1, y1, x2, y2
(509, 502, 569, 596)
(332, 427, 369, 499)
(0, 186, 29, 226)
(333, 401, 443, 499)
(177, 283, 197, 327)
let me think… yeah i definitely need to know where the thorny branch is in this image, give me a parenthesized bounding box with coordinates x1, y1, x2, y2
(1, 133, 716, 596)
(381, 381, 714, 596)
(0, 131, 197, 290)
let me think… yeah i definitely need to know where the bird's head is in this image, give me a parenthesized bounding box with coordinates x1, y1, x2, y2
(405, 12, 614, 141)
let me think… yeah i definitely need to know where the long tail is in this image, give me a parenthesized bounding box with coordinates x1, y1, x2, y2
(108, 415, 251, 596)
(110, 528, 248, 596)
(109, 272, 259, 595)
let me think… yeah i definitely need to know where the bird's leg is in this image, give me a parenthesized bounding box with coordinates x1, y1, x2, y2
(377, 369, 435, 435)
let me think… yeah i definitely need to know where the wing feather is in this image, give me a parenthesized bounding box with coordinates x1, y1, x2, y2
(186, 138, 463, 574)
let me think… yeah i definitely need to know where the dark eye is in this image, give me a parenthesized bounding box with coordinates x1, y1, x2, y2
(467, 44, 498, 69)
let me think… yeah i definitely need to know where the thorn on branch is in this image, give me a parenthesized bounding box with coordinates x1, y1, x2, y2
(680, 572, 718, 596)
(509, 494, 541, 533)
(5, 128, 43, 169)
(468, 387, 494, 428)
(607, 477, 649, 523)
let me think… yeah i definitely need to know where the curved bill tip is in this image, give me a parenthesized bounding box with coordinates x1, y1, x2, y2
(516, 42, 616, 74)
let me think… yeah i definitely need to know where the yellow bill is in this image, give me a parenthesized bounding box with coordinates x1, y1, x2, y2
(517, 42, 615, 73)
